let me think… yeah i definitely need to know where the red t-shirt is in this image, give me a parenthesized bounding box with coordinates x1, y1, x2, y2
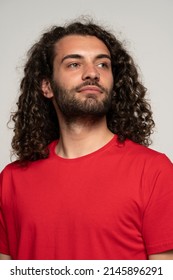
(1, 135, 173, 259)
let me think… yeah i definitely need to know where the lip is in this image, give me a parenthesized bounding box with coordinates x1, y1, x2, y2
(77, 86, 102, 93)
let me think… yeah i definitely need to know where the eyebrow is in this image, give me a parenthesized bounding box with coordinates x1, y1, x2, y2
(61, 54, 111, 63)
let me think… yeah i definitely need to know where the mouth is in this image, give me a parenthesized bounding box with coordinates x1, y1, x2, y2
(77, 86, 103, 94)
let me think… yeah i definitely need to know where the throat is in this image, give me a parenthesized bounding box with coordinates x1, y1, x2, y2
(56, 124, 114, 159)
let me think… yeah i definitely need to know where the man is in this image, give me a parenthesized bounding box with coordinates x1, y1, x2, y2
(0, 19, 173, 260)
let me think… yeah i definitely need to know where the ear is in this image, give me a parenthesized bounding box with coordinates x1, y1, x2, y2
(41, 79, 54, 98)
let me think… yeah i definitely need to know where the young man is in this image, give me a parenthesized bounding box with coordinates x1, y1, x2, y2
(1, 20, 173, 260)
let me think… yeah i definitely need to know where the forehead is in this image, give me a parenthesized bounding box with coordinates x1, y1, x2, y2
(54, 35, 110, 58)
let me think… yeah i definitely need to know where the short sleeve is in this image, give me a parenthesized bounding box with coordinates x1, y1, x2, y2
(0, 171, 10, 255)
(142, 155, 173, 255)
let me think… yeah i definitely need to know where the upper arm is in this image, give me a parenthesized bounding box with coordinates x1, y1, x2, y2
(0, 172, 11, 260)
(143, 156, 173, 257)
(149, 250, 173, 260)
(0, 253, 11, 260)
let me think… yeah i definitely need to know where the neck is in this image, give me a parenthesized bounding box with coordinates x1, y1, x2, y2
(56, 115, 114, 158)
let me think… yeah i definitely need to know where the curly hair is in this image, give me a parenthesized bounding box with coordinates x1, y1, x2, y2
(11, 19, 155, 163)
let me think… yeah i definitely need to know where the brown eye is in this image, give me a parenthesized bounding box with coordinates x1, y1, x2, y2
(97, 62, 109, 68)
(68, 63, 80, 68)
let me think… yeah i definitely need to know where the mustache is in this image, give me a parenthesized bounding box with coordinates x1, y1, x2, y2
(75, 81, 107, 93)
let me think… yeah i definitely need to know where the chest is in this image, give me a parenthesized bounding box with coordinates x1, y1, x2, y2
(8, 160, 144, 233)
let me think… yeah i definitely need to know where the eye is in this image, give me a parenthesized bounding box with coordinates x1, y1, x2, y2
(97, 62, 110, 69)
(67, 62, 80, 68)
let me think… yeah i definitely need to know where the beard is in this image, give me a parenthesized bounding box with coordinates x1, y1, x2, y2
(50, 79, 112, 123)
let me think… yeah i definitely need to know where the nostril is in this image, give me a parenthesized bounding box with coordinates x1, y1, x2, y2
(82, 71, 100, 81)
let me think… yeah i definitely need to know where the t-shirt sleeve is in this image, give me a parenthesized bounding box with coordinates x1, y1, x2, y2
(0, 171, 10, 255)
(142, 154, 173, 255)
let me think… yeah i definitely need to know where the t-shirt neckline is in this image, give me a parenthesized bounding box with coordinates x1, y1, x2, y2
(49, 134, 118, 162)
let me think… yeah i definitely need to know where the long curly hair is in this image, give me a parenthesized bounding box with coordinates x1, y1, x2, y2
(11, 19, 155, 163)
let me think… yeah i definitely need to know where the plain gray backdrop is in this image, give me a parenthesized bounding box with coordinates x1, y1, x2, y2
(0, 0, 173, 171)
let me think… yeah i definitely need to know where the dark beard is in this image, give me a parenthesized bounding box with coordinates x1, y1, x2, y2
(50, 80, 112, 123)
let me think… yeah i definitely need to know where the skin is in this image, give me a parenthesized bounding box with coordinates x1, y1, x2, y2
(149, 251, 173, 260)
(42, 35, 115, 159)
(1, 35, 172, 260)
(0, 253, 11, 260)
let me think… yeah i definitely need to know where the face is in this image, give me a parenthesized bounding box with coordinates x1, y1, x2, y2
(50, 35, 114, 120)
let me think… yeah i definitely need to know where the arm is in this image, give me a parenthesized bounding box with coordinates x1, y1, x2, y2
(142, 156, 173, 260)
(149, 250, 173, 260)
(0, 172, 12, 261)
(0, 253, 11, 260)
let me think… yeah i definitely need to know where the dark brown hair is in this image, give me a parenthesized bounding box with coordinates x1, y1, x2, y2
(11, 19, 155, 162)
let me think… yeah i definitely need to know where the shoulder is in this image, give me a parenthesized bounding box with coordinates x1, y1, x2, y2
(126, 139, 171, 159)
(1, 161, 18, 176)
(1, 140, 58, 179)
(122, 139, 173, 172)
(0, 161, 21, 186)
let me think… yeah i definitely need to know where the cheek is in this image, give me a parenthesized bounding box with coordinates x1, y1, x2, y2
(59, 73, 81, 89)
(105, 73, 114, 90)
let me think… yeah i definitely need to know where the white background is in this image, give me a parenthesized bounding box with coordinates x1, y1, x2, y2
(0, 0, 173, 171)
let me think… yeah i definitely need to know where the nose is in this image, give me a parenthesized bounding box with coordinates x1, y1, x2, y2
(82, 63, 100, 81)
